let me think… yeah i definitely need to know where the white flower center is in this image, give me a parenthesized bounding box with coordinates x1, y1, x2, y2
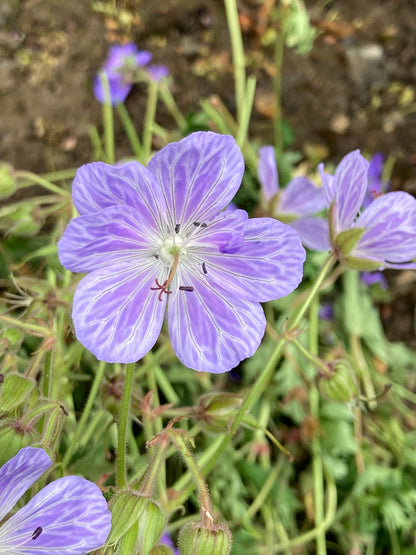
(159, 234, 187, 265)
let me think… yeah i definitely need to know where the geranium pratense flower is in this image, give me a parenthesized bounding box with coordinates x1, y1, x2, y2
(93, 43, 152, 105)
(319, 150, 416, 270)
(363, 152, 390, 208)
(258, 146, 330, 251)
(58, 132, 306, 373)
(0, 447, 111, 554)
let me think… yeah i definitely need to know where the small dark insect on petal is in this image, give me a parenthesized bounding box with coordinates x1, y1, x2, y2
(60, 404, 69, 416)
(202, 262, 208, 275)
(32, 527, 43, 540)
(179, 286, 194, 292)
(193, 221, 207, 228)
(175, 223, 181, 233)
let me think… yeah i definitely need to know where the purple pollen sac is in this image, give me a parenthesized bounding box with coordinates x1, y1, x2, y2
(58, 131, 306, 373)
(32, 526, 42, 540)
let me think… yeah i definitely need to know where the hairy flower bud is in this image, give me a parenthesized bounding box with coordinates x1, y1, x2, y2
(150, 546, 174, 554)
(178, 522, 232, 555)
(196, 393, 242, 433)
(318, 360, 358, 403)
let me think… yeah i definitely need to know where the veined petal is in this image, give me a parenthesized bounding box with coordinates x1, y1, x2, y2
(352, 192, 416, 263)
(279, 177, 326, 216)
(333, 150, 369, 231)
(167, 277, 266, 373)
(72, 161, 166, 229)
(318, 164, 336, 207)
(289, 217, 331, 251)
(147, 132, 244, 227)
(198, 218, 305, 303)
(194, 209, 248, 254)
(0, 476, 111, 554)
(258, 146, 279, 202)
(72, 262, 165, 363)
(58, 205, 158, 274)
(0, 448, 51, 523)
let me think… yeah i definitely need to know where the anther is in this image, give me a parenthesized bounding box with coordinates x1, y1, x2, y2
(175, 223, 181, 233)
(202, 262, 207, 275)
(32, 527, 43, 540)
(179, 286, 194, 292)
(154, 254, 159, 259)
(193, 221, 207, 228)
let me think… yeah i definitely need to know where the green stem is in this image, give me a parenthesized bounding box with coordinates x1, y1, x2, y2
(117, 362, 135, 488)
(0, 314, 52, 338)
(14, 171, 70, 196)
(309, 295, 327, 555)
(116, 103, 143, 160)
(158, 85, 187, 129)
(143, 80, 159, 161)
(290, 337, 331, 376)
(224, 0, 246, 125)
(246, 459, 284, 520)
(273, 3, 289, 154)
(169, 253, 336, 508)
(236, 75, 256, 148)
(99, 72, 115, 164)
(62, 361, 107, 469)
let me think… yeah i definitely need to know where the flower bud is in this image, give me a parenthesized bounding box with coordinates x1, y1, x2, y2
(196, 393, 242, 434)
(109, 491, 165, 555)
(0, 162, 16, 199)
(3, 204, 42, 236)
(318, 360, 358, 403)
(178, 522, 232, 555)
(150, 546, 174, 555)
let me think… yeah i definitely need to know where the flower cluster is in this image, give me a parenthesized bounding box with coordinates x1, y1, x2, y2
(0, 447, 111, 554)
(258, 146, 330, 251)
(93, 43, 169, 105)
(59, 132, 306, 373)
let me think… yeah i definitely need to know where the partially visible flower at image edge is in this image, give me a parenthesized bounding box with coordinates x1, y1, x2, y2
(0, 447, 111, 554)
(258, 146, 330, 251)
(58, 132, 306, 373)
(319, 150, 416, 270)
(93, 43, 152, 105)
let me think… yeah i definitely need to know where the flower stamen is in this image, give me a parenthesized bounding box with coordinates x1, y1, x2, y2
(32, 527, 43, 540)
(151, 251, 180, 301)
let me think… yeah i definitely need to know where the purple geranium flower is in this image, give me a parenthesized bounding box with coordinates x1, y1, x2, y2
(258, 146, 330, 251)
(360, 271, 388, 289)
(319, 150, 416, 270)
(363, 153, 390, 208)
(0, 447, 111, 554)
(93, 43, 152, 105)
(147, 64, 169, 82)
(58, 132, 306, 373)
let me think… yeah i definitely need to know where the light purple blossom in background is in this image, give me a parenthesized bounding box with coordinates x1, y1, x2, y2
(147, 64, 170, 82)
(363, 153, 390, 208)
(319, 303, 334, 321)
(58, 132, 306, 373)
(258, 146, 330, 251)
(360, 271, 388, 289)
(160, 531, 179, 554)
(93, 43, 152, 105)
(319, 150, 416, 269)
(0, 447, 111, 554)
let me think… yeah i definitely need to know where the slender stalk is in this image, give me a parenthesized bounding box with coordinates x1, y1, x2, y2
(117, 362, 136, 488)
(224, 0, 246, 125)
(99, 72, 115, 164)
(158, 85, 187, 129)
(273, 2, 289, 154)
(14, 171, 70, 196)
(290, 337, 331, 376)
(42, 350, 53, 399)
(62, 361, 107, 469)
(309, 295, 327, 555)
(143, 80, 159, 161)
(236, 75, 256, 148)
(116, 103, 143, 160)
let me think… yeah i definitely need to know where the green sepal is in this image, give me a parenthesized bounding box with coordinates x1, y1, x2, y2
(335, 227, 366, 256)
(150, 546, 174, 554)
(178, 522, 232, 555)
(343, 256, 383, 271)
(0, 374, 36, 413)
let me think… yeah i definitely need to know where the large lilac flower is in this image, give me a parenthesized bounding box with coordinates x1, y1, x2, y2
(0, 447, 111, 554)
(319, 150, 416, 270)
(258, 146, 330, 251)
(93, 43, 152, 105)
(58, 132, 306, 373)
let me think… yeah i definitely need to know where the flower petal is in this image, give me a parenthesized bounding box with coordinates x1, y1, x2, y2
(72, 262, 165, 363)
(72, 161, 166, 225)
(58, 205, 158, 274)
(147, 132, 244, 226)
(332, 150, 369, 231)
(279, 177, 326, 216)
(194, 208, 248, 254)
(0, 448, 51, 523)
(167, 278, 266, 373)
(289, 217, 331, 251)
(192, 217, 305, 303)
(258, 146, 279, 202)
(353, 192, 416, 264)
(0, 476, 111, 554)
